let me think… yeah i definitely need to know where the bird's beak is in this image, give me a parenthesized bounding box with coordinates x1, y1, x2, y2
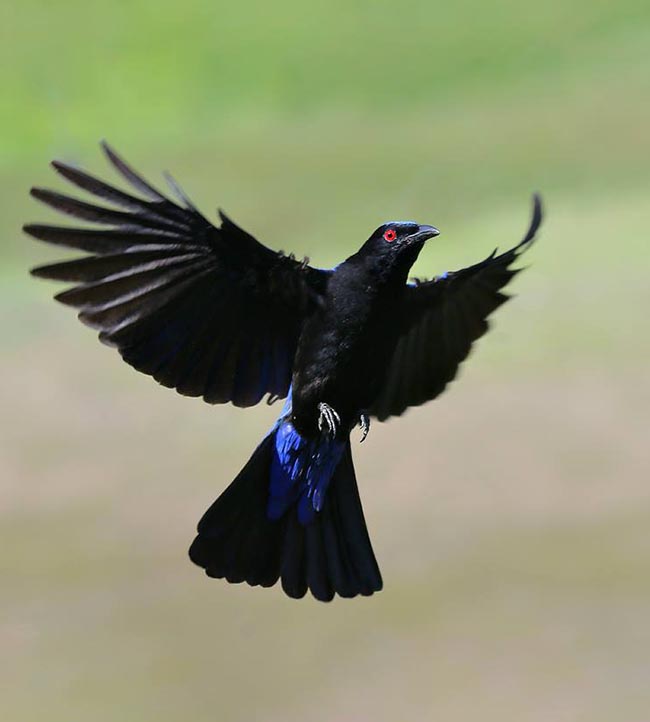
(408, 224, 440, 243)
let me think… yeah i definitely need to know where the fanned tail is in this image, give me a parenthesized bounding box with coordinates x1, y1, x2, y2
(189, 428, 382, 601)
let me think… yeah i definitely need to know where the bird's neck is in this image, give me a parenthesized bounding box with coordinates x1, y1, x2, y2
(353, 242, 424, 290)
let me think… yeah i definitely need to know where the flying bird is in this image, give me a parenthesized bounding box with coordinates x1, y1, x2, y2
(25, 142, 543, 602)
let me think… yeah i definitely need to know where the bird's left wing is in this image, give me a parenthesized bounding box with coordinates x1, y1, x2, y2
(26, 142, 329, 407)
(369, 195, 543, 421)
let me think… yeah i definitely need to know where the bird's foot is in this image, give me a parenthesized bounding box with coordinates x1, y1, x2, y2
(317, 402, 341, 439)
(358, 412, 370, 443)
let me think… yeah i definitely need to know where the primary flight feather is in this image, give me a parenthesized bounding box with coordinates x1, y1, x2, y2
(26, 142, 543, 601)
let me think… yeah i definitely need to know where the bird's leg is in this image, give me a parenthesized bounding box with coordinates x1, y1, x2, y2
(358, 412, 370, 443)
(317, 402, 341, 438)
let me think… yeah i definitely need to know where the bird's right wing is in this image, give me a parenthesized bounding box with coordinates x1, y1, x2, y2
(26, 142, 329, 407)
(369, 195, 543, 421)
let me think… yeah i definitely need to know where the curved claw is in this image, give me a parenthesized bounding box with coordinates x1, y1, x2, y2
(359, 412, 370, 443)
(318, 402, 341, 438)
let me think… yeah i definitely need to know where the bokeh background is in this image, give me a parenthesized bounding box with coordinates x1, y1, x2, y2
(3, 1, 650, 720)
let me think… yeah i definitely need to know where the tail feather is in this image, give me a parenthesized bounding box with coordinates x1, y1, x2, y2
(305, 522, 334, 602)
(280, 514, 308, 599)
(330, 444, 383, 595)
(322, 502, 356, 598)
(189, 431, 382, 601)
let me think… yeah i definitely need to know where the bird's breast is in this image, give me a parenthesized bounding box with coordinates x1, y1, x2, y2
(290, 281, 403, 434)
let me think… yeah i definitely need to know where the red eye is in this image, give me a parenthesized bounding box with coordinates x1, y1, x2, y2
(383, 229, 397, 242)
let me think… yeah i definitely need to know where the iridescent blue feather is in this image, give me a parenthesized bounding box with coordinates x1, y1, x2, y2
(268, 387, 345, 525)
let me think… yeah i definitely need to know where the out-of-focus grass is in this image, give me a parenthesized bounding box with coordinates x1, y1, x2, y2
(3, 0, 649, 165)
(2, 1, 650, 721)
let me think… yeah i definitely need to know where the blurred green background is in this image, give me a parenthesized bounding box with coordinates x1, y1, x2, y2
(2, 1, 650, 720)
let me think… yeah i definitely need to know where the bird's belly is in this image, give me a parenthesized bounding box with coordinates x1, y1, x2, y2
(290, 321, 396, 436)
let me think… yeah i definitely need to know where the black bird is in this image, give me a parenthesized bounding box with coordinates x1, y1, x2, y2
(25, 143, 543, 602)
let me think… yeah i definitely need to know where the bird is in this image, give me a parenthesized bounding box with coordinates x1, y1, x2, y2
(25, 142, 543, 602)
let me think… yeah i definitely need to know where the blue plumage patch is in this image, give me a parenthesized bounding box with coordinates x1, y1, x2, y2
(267, 388, 345, 525)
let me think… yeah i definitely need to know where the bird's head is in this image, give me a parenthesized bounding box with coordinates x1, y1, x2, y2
(366, 221, 439, 253)
(360, 221, 440, 274)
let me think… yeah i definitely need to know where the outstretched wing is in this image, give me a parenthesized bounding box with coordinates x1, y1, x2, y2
(26, 142, 329, 407)
(370, 195, 543, 421)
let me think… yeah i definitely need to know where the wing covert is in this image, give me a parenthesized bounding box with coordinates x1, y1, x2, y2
(26, 142, 329, 407)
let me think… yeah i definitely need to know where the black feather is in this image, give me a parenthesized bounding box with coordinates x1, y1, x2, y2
(27, 142, 326, 406)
